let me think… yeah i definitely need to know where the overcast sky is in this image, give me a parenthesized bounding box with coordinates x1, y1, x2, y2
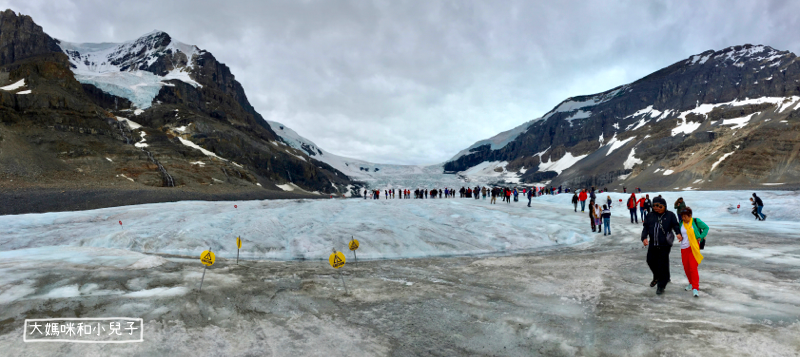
(5, 0, 800, 164)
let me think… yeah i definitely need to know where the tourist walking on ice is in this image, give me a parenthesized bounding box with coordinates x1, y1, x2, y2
(594, 203, 602, 233)
(572, 192, 578, 212)
(678, 207, 708, 297)
(589, 200, 597, 232)
(528, 188, 533, 207)
(602, 204, 611, 235)
(674, 197, 686, 213)
(641, 197, 683, 295)
(643, 194, 652, 218)
(750, 197, 761, 220)
(579, 190, 588, 212)
(607, 195, 612, 209)
(753, 193, 766, 220)
(627, 193, 638, 224)
(637, 195, 647, 222)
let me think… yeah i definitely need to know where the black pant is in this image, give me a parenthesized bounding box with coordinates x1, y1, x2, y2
(647, 245, 672, 289)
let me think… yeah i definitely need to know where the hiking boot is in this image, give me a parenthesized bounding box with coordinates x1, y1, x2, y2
(693, 289, 700, 297)
(685, 284, 692, 291)
(649, 280, 658, 288)
(656, 287, 664, 295)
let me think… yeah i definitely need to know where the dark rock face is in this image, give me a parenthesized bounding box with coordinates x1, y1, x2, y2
(0, 9, 357, 197)
(81, 83, 132, 110)
(446, 45, 800, 190)
(0, 9, 61, 67)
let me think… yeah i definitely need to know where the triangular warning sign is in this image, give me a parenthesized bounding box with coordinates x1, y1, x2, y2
(203, 252, 212, 260)
(333, 255, 343, 266)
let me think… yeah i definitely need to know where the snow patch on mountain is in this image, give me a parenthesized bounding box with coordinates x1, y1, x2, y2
(710, 152, 735, 172)
(449, 118, 538, 161)
(721, 112, 759, 130)
(623, 148, 642, 170)
(537, 152, 587, 175)
(605, 134, 635, 156)
(0, 79, 26, 91)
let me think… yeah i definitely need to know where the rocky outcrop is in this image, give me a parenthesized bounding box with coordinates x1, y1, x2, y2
(0, 9, 61, 67)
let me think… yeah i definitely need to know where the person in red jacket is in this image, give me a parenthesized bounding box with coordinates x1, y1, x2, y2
(637, 196, 647, 222)
(578, 189, 588, 212)
(627, 193, 638, 224)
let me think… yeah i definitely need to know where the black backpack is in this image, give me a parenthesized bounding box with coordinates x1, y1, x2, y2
(694, 218, 706, 250)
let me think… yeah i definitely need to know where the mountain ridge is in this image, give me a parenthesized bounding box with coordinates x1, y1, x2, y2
(444, 43, 800, 190)
(0, 9, 362, 207)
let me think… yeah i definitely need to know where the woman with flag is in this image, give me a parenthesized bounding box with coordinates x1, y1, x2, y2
(678, 207, 709, 297)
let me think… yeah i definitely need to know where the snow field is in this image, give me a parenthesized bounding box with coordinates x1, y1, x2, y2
(0, 197, 598, 262)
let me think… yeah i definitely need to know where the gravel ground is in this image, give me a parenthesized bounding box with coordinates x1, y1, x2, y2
(0, 187, 325, 215)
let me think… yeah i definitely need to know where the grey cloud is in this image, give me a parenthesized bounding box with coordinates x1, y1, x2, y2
(4, 0, 800, 164)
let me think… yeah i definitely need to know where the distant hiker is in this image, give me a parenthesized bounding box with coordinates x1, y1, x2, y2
(627, 193, 638, 224)
(579, 190, 588, 212)
(482, 186, 487, 199)
(678, 207, 708, 298)
(674, 197, 686, 213)
(505, 188, 512, 204)
(558, 185, 562, 194)
(572, 193, 579, 212)
(750, 198, 761, 220)
(594, 203, 602, 233)
(606, 195, 612, 209)
(589, 200, 597, 232)
(490, 187, 498, 204)
(590, 189, 596, 201)
(638, 187, 642, 193)
(364, 189, 367, 199)
(602, 204, 611, 236)
(643, 194, 652, 216)
(753, 193, 766, 220)
(513, 188, 519, 202)
(475, 186, 481, 200)
(642, 197, 683, 295)
(623, 186, 627, 193)
(527, 188, 533, 207)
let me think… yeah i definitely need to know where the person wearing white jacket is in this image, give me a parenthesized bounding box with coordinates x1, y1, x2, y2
(594, 203, 603, 234)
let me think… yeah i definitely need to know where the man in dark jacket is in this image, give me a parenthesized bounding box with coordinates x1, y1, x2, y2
(753, 193, 766, 220)
(641, 197, 683, 295)
(527, 188, 533, 207)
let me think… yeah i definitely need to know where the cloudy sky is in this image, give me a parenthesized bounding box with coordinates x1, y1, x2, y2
(5, 0, 800, 164)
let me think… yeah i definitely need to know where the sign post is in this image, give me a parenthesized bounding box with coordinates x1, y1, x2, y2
(329, 249, 348, 294)
(348, 237, 360, 266)
(198, 248, 215, 292)
(236, 236, 242, 265)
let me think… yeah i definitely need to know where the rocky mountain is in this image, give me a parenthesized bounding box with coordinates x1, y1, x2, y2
(0, 9, 361, 212)
(445, 44, 800, 191)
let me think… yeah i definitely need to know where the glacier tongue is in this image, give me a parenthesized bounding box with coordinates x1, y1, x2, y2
(74, 71, 166, 109)
(58, 31, 202, 109)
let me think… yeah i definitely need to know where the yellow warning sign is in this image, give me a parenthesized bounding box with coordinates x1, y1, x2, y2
(329, 251, 346, 269)
(236, 236, 242, 249)
(200, 250, 215, 266)
(349, 239, 359, 251)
